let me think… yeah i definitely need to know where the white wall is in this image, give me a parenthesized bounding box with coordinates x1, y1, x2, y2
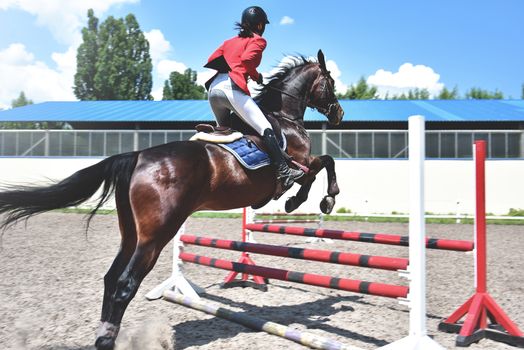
(0, 157, 523, 215)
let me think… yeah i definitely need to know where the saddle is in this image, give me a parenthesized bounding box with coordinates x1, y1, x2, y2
(191, 124, 280, 155)
(190, 124, 300, 208)
(190, 124, 244, 143)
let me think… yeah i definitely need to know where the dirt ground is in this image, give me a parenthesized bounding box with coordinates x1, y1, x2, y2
(0, 213, 522, 350)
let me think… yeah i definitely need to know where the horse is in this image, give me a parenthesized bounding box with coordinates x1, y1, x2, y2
(0, 49, 344, 350)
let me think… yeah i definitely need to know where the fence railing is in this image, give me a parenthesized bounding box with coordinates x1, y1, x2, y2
(0, 129, 522, 159)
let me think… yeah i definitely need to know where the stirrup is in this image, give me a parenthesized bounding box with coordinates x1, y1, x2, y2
(288, 167, 305, 180)
(272, 166, 302, 200)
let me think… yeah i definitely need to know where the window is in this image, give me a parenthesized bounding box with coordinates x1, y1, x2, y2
(457, 133, 472, 158)
(374, 133, 389, 158)
(357, 133, 372, 158)
(426, 133, 439, 158)
(508, 133, 521, 158)
(440, 133, 456, 158)
(391, 133, 407, 158)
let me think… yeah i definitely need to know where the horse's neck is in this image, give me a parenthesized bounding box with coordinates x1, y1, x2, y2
(274, 67, 314, 123)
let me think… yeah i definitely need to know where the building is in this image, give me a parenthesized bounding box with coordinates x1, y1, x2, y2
(0, 99, 523, 215)
(0, 99, 523, 159)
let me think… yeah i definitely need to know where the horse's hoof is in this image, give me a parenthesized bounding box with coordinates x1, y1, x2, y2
(95, 336, 116, 350)
(320, 196, 335, 214)
(285, 197, 297, 213)
(95, 322, 120, 350)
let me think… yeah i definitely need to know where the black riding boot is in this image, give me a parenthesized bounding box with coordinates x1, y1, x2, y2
(262, 128, 304, 199)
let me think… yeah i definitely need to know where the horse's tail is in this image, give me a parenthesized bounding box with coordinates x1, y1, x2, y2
(0, 151, 139, 231)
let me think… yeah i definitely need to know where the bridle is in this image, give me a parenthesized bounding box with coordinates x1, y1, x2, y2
(263, 67, 339, 121)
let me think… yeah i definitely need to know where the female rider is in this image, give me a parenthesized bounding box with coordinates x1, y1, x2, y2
(204, 6, 303, 198)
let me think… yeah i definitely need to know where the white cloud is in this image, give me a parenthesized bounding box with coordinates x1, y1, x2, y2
(157, 59, 187, 81)
(144, 29, 171, 64)
(367, 63, 444, 98)
(1, 0, 139, 45)
(279, 16, 295, 25)
(326, 60, 347, 94)
(0, 43, 34, 65)
(0, 0, 140, 105)
(0, 44, 75, 105)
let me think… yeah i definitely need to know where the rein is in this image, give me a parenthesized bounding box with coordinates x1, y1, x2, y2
(263, 80, 337, 120)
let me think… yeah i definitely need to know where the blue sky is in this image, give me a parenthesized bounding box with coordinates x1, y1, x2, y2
(0, 0, 523, 109)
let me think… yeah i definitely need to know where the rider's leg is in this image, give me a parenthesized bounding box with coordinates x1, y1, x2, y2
(208, 89, 234, 128)
(223, 86, 303, 197)
(208, 73, 236, 128)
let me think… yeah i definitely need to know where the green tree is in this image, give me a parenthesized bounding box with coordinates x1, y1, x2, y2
(11, 91, 33, 108)
(437, 86, 459, 100)
(338, 77, 378, 100)
(521, 83, 524, 99)
(465, 87, 504, 99)
(74, 10, 153, 100)
(162, 68, 206, 100)
(388, 88, 430, 100)
(74, 9, 98, 100)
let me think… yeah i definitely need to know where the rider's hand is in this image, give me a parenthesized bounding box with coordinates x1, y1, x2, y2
(256, 73, 263, 85)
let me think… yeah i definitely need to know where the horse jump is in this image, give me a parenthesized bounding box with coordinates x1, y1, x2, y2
(150, 116, 463, 349)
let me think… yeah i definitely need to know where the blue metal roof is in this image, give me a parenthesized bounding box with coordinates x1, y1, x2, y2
(0, 99, 523, 123)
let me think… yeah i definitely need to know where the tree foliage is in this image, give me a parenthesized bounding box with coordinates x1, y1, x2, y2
(465, 87, 504, 100)
(162, 69, 206, 100)
(437, 86, 459, 100)
(521, 83, 524, 99)
(11, 91, 33, 108)
(337, 77, 378, 100)
(74, 10, 153, 100)
(387, 88, 430, 100)
(74, 9, 98, 100)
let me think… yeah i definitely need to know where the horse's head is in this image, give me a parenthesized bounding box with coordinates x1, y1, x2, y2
(307, 50, 344, 125)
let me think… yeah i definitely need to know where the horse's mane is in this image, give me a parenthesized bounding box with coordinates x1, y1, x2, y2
(255, 55, 316, 107)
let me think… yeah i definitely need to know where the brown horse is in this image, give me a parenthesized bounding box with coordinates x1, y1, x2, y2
(0, 50, 343, 350)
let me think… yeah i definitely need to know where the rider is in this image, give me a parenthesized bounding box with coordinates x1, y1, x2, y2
(204, 6, 303, 198)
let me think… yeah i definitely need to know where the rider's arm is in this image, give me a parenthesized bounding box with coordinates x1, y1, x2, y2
(241, 35, 266, 82)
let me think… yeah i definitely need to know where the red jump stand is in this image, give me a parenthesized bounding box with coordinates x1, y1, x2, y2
(222, 208, 268, 291)
(438, 141, 524, 348)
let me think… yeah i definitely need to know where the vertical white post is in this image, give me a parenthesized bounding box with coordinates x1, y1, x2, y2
(379, 115, 445, 350)
(408, 115, 427, 339)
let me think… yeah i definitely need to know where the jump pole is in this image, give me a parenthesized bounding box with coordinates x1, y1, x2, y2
(438, 140, 524, 348)
(163, 290, 364, 350)
(380, 115, 445, 350)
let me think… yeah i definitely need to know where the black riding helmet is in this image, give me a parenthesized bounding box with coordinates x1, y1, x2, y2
(242, 6, 270, 27)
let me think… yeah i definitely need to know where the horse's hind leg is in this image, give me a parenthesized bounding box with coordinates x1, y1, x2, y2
(96, 188, 138, 345)
(95, 182, 191, 350)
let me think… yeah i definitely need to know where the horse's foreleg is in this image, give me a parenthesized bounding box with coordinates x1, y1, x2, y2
(284, 156, 324, 213)
(285, 179, 314, 213)
(318, 155, 339, 214)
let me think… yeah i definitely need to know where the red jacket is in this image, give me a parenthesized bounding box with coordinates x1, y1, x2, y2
(205, 34, 267, 96)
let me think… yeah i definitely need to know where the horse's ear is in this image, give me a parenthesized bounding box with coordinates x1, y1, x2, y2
(318, 50, 327, 73)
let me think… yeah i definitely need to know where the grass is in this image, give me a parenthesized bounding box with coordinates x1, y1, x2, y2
(54, 208, 524, 225)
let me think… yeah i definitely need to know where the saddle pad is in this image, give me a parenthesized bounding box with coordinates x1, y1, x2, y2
(190, 131, 243, 143)
(218, 135, 287, 170)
